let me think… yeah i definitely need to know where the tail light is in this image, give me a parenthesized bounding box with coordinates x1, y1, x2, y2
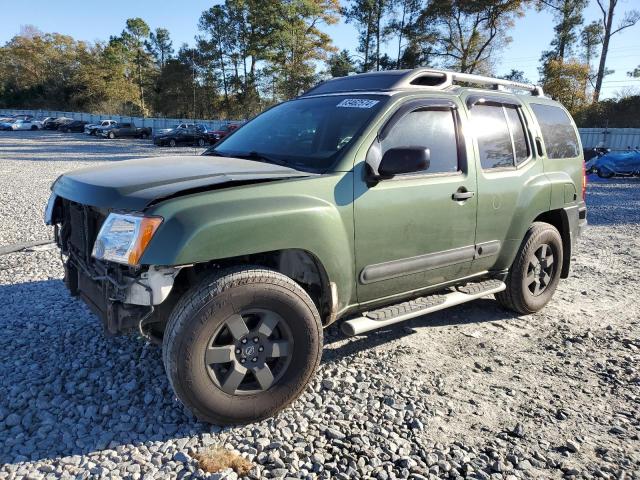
(582, 162, 587, 201)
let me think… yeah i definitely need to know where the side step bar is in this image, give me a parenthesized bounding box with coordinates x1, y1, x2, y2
(341, 279, 506, 336)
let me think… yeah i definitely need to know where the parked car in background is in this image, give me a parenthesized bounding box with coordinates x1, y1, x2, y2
(586, 149, 640, 178)
(153, 127, 208, 147)
(1, 118, 43, 130)
(61, 120, 89, 133)
(44, 117, 73, 130)
(85, 120, 117, 135)
(205, 122, 243, 144)
(153, 123, 207, 136)
(99, 122, 152, 139)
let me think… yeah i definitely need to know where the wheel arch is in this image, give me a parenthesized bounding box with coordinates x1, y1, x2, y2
(533, 209, 571, 278)
(165, 248, 336, 327)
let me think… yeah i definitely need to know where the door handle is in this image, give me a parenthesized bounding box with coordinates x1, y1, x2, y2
(452, 189, 475, 201)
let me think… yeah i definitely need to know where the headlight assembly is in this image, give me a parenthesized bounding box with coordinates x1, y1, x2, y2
(92, 213, 162, 265)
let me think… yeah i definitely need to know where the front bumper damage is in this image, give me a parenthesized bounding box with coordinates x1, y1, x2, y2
(53, 198, 179, 336)
(63, 253, 179, 335)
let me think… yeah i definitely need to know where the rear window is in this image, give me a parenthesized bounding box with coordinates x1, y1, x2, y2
(530, 104, 579, 159)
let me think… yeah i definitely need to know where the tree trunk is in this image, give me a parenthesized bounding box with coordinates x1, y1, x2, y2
(396, 0, 406, 69)
(593, 0, 614, 103)
(375, 1, 382, 71)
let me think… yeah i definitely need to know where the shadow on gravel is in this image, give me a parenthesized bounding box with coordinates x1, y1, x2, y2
(0, 279, 215, 465)
(323, 298, 518, 361)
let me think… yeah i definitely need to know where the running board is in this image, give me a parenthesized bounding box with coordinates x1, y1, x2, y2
(341, 279, 506, 336)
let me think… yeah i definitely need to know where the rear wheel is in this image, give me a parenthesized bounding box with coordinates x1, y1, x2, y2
(140, 132, 149, 139)
(198, 138, 205, 147)
(31, 125, 38, 131)
(496, 222, 563, 315)
(108, 131, 115, 139)
(169, 139, 176, 147)
(163, 268, 322, 425)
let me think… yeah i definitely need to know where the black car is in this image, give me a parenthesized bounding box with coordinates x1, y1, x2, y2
(60, 120, 89, 133)
(153, 127, 208, 147)
(44, 117, 73, 130)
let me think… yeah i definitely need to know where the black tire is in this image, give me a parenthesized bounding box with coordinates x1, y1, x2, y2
(496, 222, 563, 315)
(141, 132, 149, 139)
(169, 139, 176, 147)
(597, 168, 614, 179)
(198, 138, 205, 147)
(108, 131, 115, 139)
(31, 125, 38, 131)
(162, 267, 323, 425)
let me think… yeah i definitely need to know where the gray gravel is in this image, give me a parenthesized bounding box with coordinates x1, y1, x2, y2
(1, 131, 639, 479)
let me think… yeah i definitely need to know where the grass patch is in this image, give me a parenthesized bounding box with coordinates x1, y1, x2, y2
(193, 446, 254, 475)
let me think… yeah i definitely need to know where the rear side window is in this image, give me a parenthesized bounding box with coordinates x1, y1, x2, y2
(530, 104, 579, 159)
(382, 109, 459, 174)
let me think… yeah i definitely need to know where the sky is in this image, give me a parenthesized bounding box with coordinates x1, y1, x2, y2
(1, 0, 639, 99)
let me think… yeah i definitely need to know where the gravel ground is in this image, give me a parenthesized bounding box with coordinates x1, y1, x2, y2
(0, 131, 638, 480)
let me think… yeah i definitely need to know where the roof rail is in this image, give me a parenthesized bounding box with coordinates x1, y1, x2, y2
(302, 68, 545, 97)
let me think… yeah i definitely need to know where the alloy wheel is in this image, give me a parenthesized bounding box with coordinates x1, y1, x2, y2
(205, 309, 293, 395)
(526, 243, 555, 296)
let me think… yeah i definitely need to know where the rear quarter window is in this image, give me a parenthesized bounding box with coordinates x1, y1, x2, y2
(530, 104, 580, 159)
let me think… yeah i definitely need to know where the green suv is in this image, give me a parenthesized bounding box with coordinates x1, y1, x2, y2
(45, 68, 587, 424)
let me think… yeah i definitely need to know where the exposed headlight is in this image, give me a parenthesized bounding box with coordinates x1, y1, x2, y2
(92, 213, 162, 265)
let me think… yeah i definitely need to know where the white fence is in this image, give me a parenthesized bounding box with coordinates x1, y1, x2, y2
(0, 108, 235, 133)
(3, 108, 640, 150)
(579, 128, 640, 150)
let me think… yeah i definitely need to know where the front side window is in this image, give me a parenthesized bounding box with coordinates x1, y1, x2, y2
(470, 104, 530, 169)
(208, 95, 387, 172)
(530, 103, 580, 159)
(381, 108, 459, 174)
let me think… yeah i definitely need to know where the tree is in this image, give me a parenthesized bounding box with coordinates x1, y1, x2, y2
(385, 0, 423, 68)
(537, 0, 587, 61)
(592, 0, 640, 102)
(121, 17, 154, 115)
(343, 0, 392, 71)
(420, 0, 528, 74)
(268, 0, 340, 99)
(500, 69, 530, 83)
(327, 49, 357, 77)
(149, 28, 174, 68)
(629, 65, 640, 78)
(541, 58, 589, 114)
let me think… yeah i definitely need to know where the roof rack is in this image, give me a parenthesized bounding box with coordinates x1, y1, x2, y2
(303, 68, 545, 97)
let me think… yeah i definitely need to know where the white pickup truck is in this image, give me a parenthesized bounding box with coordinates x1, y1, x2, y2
(84, 120, 117, 136)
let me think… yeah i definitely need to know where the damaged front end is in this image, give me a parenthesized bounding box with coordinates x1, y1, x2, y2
(50, 197, 180, 339)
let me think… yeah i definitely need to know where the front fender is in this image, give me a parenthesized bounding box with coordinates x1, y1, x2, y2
(140, 173, 357, 309)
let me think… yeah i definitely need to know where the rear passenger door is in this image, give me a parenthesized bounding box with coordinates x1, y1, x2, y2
(463, 94, 548, 276)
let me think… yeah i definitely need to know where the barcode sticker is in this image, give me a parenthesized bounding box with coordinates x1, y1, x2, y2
(337, 99, 379, 109)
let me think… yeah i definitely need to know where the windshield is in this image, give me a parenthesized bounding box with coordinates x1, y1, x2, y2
(204, 94, 386, 171)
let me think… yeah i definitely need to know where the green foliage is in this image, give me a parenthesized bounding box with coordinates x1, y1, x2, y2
(574, 95, 640, 128)
(327, 50, 357, 77)
(421, 0, 528, 74)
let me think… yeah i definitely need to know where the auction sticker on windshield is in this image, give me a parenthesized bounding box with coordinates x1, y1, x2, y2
(337, 99, 380, 109)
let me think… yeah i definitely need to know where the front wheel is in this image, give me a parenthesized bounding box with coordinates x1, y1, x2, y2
(198, 138, 205, 147)
(108, 132, 115, 139)
(496, 222, 563, 315)
(597, 168, 614, 179)
(169, 139, 176, 147)
(163, 268, 323, 425)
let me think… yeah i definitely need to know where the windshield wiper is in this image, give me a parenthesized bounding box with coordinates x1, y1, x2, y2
(202, 148, 227, 157)
(236, 151, 288, 166)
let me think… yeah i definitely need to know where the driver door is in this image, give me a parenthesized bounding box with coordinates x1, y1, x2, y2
(354, 99, 478, 304)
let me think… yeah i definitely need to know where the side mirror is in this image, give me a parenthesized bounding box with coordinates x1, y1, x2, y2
(378, 147, 430, 177)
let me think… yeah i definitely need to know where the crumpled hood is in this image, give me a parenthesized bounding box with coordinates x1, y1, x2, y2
(53, 155, 313, 210)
